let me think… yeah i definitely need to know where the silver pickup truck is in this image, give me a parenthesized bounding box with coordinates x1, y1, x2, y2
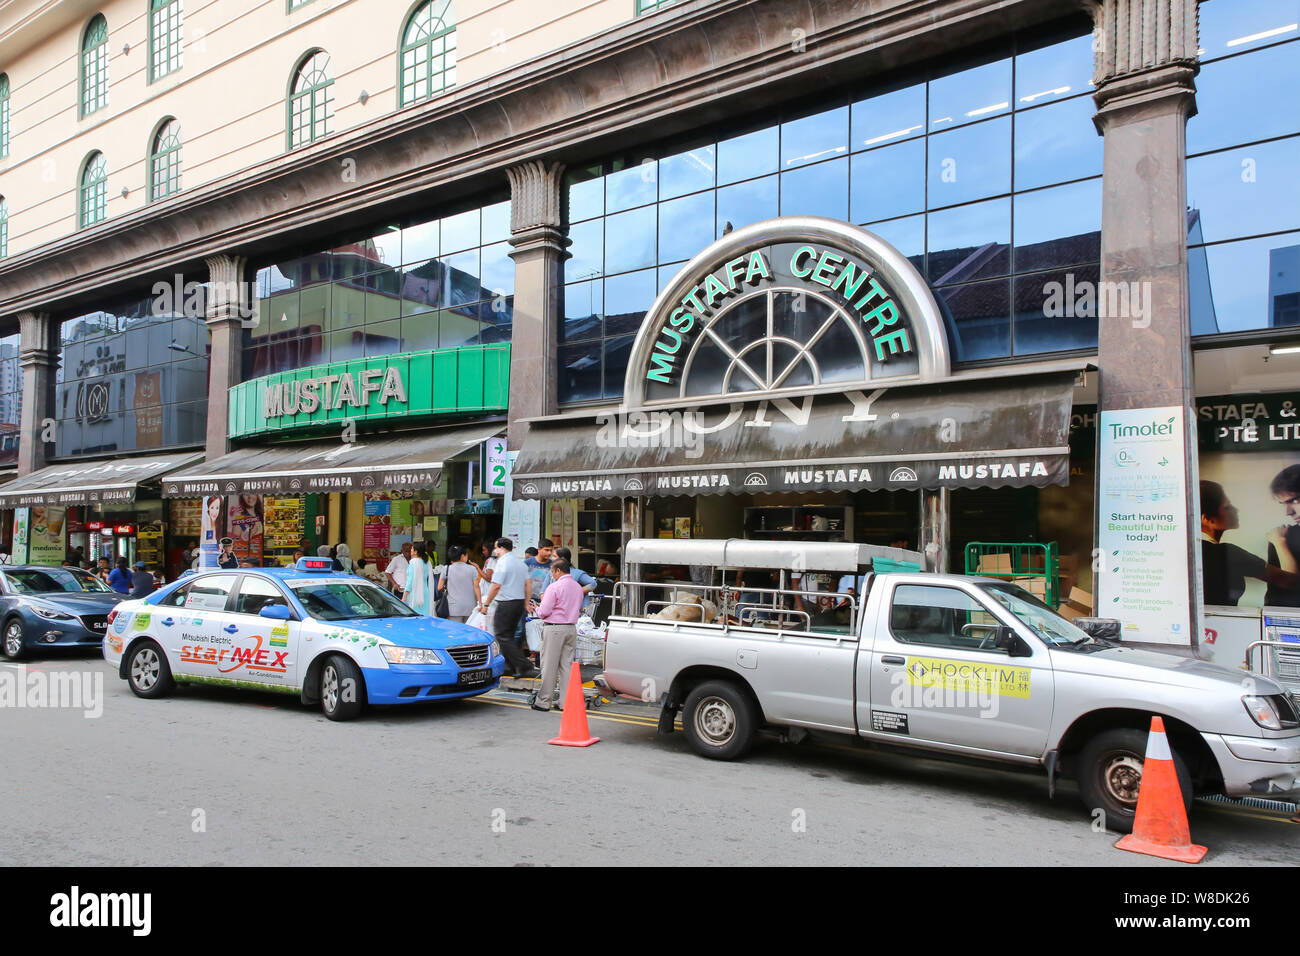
(603, 539, 1300, 831)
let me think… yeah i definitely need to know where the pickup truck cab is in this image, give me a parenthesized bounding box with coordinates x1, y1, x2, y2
(603, 539, 1300, 832)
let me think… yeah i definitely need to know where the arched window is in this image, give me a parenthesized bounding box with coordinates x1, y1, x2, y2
(288, 50, 332, 148)
(0, 196, 8, 258)
(399, 1, 456, 106)
(80, 15, 109, 117)
(149, 0, 184, 82)
(149, 118, 181, 200)
(0, 74, 10, 159)
(79, 152, 107, 227)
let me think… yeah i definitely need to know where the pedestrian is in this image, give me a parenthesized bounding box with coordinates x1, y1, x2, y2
(355, 557, 385, 585)
(438, 544, 482, 622)
(404, 541, 433, 615)
(217, 537, 239, 570)
(290, 548, 304, 566)
(107, 557, 131, 594)
(95, 556, 112, 582)
(478, 541, 495, 584)
(181, 539, 199, 567)
(528, 559, 583, 712)
(129, 561, 156, 599)
(385, 541, 412, 594)
(335, 542, 354, 573)
(551, 547, 596, 594)
(478, 537, 535, 677)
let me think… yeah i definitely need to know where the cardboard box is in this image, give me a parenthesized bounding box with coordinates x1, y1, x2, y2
(1057, 603, 1085, 620)
(1068, 586, 1093, 610)
(976, 553, 1013, 574)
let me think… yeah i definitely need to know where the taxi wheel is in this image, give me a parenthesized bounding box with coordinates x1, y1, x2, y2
(2, 618, 26, 660)
(1077, 727, 1192, 834)
(320, 655, 364, 721)
(126, 640, 174, 699)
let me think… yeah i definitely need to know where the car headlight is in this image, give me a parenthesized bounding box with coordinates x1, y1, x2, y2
(1243, 695, 1283, 731)
(31, 604, 74, 621)
(380, 645, 443, 665)
(491, 640, 500, 659)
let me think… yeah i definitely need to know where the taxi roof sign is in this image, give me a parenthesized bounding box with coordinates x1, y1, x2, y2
(295, 557, 334, 572)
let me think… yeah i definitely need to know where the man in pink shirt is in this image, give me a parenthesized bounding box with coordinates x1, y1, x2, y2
(527, 559, 584, 712)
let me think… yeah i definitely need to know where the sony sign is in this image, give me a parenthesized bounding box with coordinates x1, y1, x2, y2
(263, 366, 407, 419)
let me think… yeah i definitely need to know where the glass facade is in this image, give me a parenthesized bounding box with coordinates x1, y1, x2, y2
(561, 20, 1100, 403)
(54, 294, 209, 458)
(0, 332, 19, 470)
(244, 197, 512, 378)
(1188, 0, 1300, 337)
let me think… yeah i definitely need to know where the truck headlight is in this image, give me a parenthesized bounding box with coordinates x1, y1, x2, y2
(380, 645, 443, 665)
(31, 604, 74, 621)
(1243, 695, 1283, 731)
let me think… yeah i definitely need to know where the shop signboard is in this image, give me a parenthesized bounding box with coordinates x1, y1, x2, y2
(1198, 391, 1300, 453)
(1096, 406, 1196, 645)
(28, 506, 66, 566)
(227, 344, 511, 440)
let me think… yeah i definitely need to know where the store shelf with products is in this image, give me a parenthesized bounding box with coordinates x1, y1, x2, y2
(576, 499, 624, 578)
(744, 505, 853, 540)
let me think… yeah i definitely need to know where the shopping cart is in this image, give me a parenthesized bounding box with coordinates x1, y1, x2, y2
(575, 592, 610, 665)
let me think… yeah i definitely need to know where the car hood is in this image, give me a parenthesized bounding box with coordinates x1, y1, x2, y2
(26, 592, 123, 613)
(320, 615, 492, 649)
(1050, 642, 1288, 695)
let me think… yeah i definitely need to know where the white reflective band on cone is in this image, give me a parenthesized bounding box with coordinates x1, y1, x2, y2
(1146, 731, 1172, 761)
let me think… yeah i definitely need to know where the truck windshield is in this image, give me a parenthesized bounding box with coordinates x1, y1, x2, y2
(980, 583, 1091, 648)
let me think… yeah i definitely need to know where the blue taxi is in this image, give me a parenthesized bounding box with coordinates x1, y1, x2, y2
(102, 556, 505, 720)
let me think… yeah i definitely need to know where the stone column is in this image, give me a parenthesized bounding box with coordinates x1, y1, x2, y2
(17, 311, 57, 476)
(204, 254, 251, 463)
(1090, 0, 1201, 644)
(505, 161, 567, 450)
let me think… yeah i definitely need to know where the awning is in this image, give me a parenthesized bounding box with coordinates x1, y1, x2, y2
(0, 452, 203, 508)
(513, 371, 1076, 498)
(161, 421, 504, 497)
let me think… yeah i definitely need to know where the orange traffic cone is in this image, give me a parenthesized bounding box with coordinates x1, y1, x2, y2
(548, 660, 599, 748)
(1115, 716, 1207, 863)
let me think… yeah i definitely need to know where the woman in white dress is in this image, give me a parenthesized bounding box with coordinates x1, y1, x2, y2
(403, 542, 433, 616)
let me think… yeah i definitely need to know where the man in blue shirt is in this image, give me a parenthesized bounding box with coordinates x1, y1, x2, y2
(546, 547, 596, 594)
(479, 538, 536, 677)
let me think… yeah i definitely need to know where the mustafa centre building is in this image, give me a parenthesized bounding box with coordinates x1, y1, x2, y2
(0, 0, 1297, 659)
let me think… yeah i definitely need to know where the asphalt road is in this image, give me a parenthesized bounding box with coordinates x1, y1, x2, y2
(2, 653, 1296, 866)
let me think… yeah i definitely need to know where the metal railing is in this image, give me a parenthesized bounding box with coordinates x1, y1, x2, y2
(611, 579, 858, 638)
(1244, 639, 1300, 693)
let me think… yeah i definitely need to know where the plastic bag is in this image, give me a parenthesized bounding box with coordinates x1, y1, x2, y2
(574, 614, 596, 636)
(465, 608, 488, 631)
(525, 617, 544, 652)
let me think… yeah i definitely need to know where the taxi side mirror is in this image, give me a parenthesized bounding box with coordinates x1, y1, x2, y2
(259, 604, 291, 620)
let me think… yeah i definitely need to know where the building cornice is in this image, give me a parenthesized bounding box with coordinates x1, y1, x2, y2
(0, 0, 1081, 327)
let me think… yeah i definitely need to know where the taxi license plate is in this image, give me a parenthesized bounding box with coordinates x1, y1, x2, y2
(458, 669, 493, 685)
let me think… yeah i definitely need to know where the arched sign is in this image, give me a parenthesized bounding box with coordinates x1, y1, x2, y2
(624, 217, 951, 407)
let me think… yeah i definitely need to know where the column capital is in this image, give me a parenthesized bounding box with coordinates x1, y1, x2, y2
(506, 160, 566, 233)
(204, 253, 252, 327)
(1089, 0, 1199, 103)
(17, 310, 56, 358)
(508, 224, 570, 259)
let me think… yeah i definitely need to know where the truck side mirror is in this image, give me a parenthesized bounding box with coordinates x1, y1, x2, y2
(994, 626, 1031, 658)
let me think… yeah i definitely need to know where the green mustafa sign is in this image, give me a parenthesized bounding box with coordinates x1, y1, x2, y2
(228, 344, 510, 440)
(645, 244, 914, 386)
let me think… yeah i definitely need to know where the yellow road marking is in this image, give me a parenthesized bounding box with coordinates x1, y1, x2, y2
(471, 695, 661, 727)
(1197, 803, 1297, 824)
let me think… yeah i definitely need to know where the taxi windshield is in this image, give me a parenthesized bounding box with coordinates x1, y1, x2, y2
(6, 568, 113, 594)
(290, 580, 418, 621)
(980, 583, 1091, 648)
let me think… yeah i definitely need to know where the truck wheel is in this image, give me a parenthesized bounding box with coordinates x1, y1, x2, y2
(1077, 727, 1192, 834)
(126, 640, 174, 699)
(682, 680, 756, 760)
(321, 655, 364, 721)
